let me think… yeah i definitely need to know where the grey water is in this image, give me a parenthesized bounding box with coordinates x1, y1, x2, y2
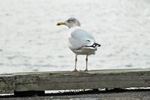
(0, 0, 150, 74)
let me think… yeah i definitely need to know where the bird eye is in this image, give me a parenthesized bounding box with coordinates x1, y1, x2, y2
(68, 20, 72, 23)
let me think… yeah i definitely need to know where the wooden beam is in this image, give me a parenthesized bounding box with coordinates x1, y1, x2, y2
(0, 75, 15, 94)
(0, 69, 150, 95)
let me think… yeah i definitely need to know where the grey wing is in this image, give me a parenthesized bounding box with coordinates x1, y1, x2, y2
(68, 28, 96, 50)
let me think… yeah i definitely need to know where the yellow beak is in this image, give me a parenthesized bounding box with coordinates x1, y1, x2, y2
(57, 22, 65, 26)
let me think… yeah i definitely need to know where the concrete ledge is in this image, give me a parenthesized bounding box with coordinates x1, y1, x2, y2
(0, 69, 150, 95)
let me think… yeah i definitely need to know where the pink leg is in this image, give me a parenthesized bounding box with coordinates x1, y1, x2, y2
(73, 55, 78, 72)
(85, 55, 88, 71)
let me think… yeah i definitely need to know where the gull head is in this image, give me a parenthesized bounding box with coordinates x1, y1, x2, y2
(57, 18, 81, 28)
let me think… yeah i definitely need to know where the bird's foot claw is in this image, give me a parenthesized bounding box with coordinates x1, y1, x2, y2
(79, 69, 88, 72)
(73, 69, 78, 72)
(84, 69, 88, 71)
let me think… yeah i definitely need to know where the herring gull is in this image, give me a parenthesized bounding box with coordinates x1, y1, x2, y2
(57, 18, 101, 72)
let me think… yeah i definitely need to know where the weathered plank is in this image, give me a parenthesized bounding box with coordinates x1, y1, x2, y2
(15, 70, 150, 91)
(0, 69, 150, 94)
(0, 75, 15, 93)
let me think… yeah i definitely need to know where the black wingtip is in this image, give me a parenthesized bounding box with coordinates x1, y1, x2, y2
(84, 43, 101, 48)
(94, 43, 101, 47)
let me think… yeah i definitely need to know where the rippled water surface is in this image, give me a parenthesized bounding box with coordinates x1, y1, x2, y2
(0, 0, 150, 74)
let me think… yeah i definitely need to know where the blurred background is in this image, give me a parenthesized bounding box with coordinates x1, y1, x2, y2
(0, 0, 150, 74)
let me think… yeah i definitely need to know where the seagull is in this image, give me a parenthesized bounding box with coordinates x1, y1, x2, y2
(57, 18, 101, 72)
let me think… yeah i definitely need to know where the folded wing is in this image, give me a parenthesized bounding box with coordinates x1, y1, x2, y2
(68, 28, 100, 50)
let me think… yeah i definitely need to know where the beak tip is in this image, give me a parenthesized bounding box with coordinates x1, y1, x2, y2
(56, 23, 60, 26)
(56, 22, 64, 26)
